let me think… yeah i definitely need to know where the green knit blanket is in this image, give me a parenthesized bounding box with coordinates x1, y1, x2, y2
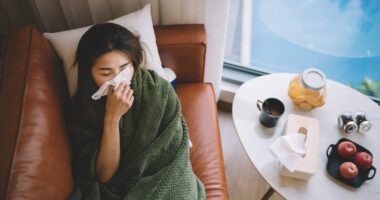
(67, 68, 206, 199)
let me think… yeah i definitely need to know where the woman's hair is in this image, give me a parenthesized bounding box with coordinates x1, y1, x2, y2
(74, 22, 144, 81)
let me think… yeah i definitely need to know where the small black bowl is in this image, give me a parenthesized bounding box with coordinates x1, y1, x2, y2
(326, 138, 376, 188)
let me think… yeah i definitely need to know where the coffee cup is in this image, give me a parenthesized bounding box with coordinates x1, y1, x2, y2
(256, 98, 285, 128)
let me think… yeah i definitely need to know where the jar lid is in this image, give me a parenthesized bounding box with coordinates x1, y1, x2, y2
(301, 68, 326, 90)
(359, 121, 372, 133)
(344, 121, 358, 134)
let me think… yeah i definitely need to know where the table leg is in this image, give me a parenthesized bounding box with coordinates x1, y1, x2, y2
(262, 187, 275, 200)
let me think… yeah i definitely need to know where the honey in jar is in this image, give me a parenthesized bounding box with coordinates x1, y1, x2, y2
(288, 68, 326, 111)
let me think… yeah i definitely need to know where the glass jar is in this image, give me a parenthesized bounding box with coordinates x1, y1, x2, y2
(288, 68, 327, 111)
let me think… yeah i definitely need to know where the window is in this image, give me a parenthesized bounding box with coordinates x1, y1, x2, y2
(224, 0, 380, 101)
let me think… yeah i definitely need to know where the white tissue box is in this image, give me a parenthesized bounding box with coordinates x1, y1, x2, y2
(280, 114, 319, 180)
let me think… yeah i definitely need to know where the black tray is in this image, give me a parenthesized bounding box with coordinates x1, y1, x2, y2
(326, 138, 376, 188)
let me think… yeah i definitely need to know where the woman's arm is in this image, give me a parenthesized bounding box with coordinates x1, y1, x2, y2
(95, 82, 134, 183)
(95, 115, 121, 183)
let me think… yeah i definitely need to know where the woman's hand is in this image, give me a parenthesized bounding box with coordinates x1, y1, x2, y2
(105, 81, 134, 121)
(97, 82, 132, 183)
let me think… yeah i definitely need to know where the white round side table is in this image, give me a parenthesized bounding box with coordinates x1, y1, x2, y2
(232, 73, 380, 200)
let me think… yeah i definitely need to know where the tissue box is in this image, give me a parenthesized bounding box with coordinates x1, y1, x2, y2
(280, 114, 319, 180)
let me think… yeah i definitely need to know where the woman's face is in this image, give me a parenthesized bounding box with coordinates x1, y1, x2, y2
(91, 50, 133, 87)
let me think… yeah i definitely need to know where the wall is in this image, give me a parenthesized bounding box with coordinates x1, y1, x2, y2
(0, 0, 35, 34)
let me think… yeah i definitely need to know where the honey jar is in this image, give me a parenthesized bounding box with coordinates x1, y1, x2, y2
(288, 68, 327, 110)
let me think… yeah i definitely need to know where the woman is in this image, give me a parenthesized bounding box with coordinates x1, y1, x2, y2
(67, 23, 206, 199)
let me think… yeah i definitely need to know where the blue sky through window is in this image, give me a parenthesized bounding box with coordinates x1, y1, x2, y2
(224, 0, 380, 98)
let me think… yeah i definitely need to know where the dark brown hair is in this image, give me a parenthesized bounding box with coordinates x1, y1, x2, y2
(74, 22, 144, 82)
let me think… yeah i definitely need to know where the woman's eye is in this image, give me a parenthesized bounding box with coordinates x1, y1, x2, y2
(101, 73, 110, 76)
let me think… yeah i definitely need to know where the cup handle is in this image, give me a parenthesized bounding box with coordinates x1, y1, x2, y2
(366, 166, 376, 180)
(326, 144, 334, 157)
(256, 100, 263, 111)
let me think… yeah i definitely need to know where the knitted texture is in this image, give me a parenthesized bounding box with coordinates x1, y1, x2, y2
(67, 68, 206, 199)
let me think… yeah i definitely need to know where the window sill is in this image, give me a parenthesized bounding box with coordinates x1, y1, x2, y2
(219, 80, 240, 104)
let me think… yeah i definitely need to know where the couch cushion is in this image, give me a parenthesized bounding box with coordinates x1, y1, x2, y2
(176, 83, 229, 200)
(155, 25, 206, 83)
(0, 25, 73, 200)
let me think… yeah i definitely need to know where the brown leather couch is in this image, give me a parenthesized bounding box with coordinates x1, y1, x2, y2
(0, 24, 229, 199)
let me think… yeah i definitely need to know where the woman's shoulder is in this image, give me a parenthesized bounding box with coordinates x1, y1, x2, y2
(136, 68, 178, 102)
(138, 68, 170, 88)
(67, 98, 99, 130)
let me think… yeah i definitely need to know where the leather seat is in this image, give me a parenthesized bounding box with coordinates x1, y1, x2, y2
(177, 83, 228, 199)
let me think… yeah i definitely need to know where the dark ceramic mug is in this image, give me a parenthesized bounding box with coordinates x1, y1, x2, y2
(256, 98, 285, 128)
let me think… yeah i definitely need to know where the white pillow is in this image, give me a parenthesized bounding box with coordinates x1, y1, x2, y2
(43, 4, 166, 97)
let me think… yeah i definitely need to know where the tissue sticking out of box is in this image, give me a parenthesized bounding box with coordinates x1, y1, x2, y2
(269, 134, 306, 172)
(272, 114, 320, 180)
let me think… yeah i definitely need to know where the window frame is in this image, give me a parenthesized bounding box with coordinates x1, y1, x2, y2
(223, 61, 380, 105)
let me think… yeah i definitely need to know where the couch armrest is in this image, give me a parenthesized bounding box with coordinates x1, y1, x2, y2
(0, 25, 73, 200)
(154, 24, 206, 83)
(176, 83, 229, 199)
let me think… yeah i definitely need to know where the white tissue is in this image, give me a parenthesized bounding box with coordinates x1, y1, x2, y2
(163, 68, 176, 82)
(92, 66, 134, 100)
(268, 134, 306, 172)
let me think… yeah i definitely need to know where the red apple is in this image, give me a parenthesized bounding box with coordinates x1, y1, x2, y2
(339, 162, 359, 179)
(338, 141, 357, 158)
(355, 152, 373, 169)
